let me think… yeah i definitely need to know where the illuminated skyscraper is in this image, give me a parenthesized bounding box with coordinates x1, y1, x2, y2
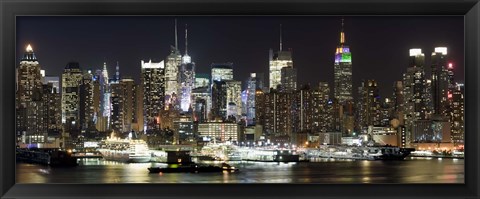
(211, 63, 234, 82)
(246, 73, 258, 125)
(333, 19, 353, 104)
(254, 89, 265, 127)
(141, 59, 165, 131)
(109, 80, 121, 132)
(430, 47, 450, 117)
(195, 73, 210, 89)
(356, 79, 381, 130)
(111, 78, 138, 133)
(211, 80, 227, 120)
(269, 24, 293, 89)
(225, 80, 242, 120)
(311, 82, 332, 133)
(403, 48, 427, 146)
(179, 24, 195, 112)
(79, 70, 95, 131)
(16, 44, 46, 143)
(192, 87, 210, 123)
(451, 83, 464, 146)
(262, 88, 297, 139)
(61, 62, 83, 137)
(97, 62, 111, 130)
(293, 85, 313, 134)
(280, 66, 297, 92)
(165, 19, 182, 110)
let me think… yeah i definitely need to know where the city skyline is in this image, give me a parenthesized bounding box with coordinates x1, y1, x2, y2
(15, 16, 465, 184)
(16, 16, 464, 99)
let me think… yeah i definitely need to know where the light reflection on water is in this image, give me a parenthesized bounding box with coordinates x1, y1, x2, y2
(16, 158, 464, 184)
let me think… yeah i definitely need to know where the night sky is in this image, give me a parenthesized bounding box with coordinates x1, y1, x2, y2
(16, 16, 464, 99)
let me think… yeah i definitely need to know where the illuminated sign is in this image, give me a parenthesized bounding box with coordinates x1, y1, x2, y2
(341, 52, 352, 62)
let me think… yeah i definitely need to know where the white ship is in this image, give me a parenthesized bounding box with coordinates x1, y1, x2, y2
(306, 145, 414, 161)
(237, 147, 300, 162)
(98, 132, 151, 163)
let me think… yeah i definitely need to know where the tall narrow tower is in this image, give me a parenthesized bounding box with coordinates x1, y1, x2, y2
(179, 24, 195, 112)
(165, 19, 182, 109)
(269, 24, 293, 90)
(333, 18, 353, 104)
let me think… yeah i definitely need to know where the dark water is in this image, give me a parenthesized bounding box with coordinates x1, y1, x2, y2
(16, 157, 464, 183)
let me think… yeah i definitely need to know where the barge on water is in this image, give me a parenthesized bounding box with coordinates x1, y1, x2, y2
(148, 163, 238, 173)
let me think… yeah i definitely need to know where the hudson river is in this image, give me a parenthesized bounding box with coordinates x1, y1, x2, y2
(16, 157, 464, 183)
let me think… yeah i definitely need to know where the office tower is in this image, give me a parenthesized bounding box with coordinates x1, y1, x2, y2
(211, 63, 234, 82)
(430, 47, 450, 117)
(192, 94, 208, 123)
(109, 80, 121, 133)
(95, 62, 112, 131)
(192, 73, 211, 123)
(312, 82, 332, 133)
(195, 73, 210, 89)
(91, 71, 106, 132)
(141, 59, 165, 131)
(179, 24, 195, 112)
(403, 48, 427, 146)
(356, 80, 381, 130)
(280, 66, 297, 92)
(263, 89, 295, 139)
(254, 89, 265, 127)
(294, 85, 313, 134)
(41, 76, 62, 134)
(198, 121, 241, 142)
(379, 98, 395, 127)
(246, 73, 258, 125)
(451, 83, 464, 146)
(334, 19, 353, 104)
(241, 90, 248, 116)
(43, 76, 60, 92)
(43, 75, 62, 134)
(424, 79, 433, 117)
(165, 19, 182, 110)
(211, 80, 227, 120)
(41, 83, 61, 135)
(225, 80, 242, 120)
(173, 114, 195, 144)
(61, 62, 83, 139)
(79, 70, 95, 132)
(16, 44, 46, 143)
(447, 63, 455, 93)
(119, 78, 138, 133)
(392, 81, 404, 120)
(269, 24, 293, 89)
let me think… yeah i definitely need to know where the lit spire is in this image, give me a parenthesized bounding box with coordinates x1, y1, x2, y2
(279, 24, 283, 51)
(181, 24, 192, 64)
(185, 24, 188, 55)
(103, 61, 109, 82)
(175, 19, 178, 51)
(340, 18, 345, 44)
(116, 61, 120, 81)
(26, 44, 33, 52)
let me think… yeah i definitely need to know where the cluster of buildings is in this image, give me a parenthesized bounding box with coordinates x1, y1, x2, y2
(15, 19, 464, 151)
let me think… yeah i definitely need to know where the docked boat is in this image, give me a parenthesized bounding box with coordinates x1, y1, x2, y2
(148, 163, 238, 173)
(16, 148, 78, 167)
(98, 132, 151, 163)
(237, 147, 300, 162)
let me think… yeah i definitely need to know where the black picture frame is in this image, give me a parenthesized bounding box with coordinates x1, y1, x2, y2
(1, 0, 479, 199)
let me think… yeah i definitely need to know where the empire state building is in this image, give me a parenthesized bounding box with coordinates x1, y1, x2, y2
(334, 19, 353, 104)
